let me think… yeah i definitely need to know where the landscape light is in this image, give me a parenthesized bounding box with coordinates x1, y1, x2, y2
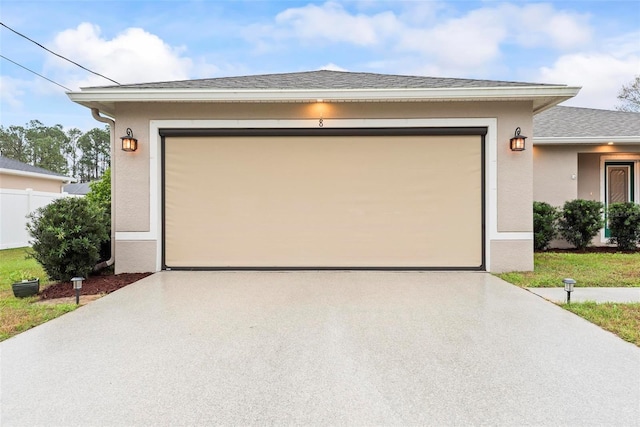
(71, 276, 84, 305)
(563, 278, 576, 304)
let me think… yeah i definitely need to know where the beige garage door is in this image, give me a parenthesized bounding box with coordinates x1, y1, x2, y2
(164, 133, 483, 268)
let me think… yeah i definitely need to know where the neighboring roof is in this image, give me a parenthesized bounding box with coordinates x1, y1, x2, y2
(0, 156, 75, 182)
(68, 70, 580, 116)
(534, 106, 640, 144)
(63, 182, 91, 195)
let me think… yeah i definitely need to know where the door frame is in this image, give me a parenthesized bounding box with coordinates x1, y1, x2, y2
(599, 155, 640, 242)
(159, 127, 487, 271)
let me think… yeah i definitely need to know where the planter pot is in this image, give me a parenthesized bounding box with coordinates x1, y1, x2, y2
(12, 279, 40, 298)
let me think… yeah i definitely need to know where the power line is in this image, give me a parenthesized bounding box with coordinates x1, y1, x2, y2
(0, 21, 120, 85)
(0, 54, 72, 91)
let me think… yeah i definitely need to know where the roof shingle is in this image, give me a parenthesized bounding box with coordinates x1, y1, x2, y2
(87, 69, 562, 90)
(0, 156, 69, 178)
(534, 106, 640, 138)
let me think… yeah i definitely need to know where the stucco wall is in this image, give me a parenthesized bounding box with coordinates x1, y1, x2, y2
(115, 241, 158, 273)
(534, 145, 640, 207)
(0, 173, 64, 193)
(532, 146, 578, 207)
(534, 144, 640, 248)
(577, 153, 600, 201)
(110, 100, 534, 273)
(490, 240, 533, 273)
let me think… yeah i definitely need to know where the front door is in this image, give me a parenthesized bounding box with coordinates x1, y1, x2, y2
(604, 161, 635, 237)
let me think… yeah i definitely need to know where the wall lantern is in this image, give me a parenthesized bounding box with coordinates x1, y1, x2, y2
(510, 127, 527, 151)
(563, 278, 576, 304)
(121, 128, 138, 152)
(71, 276, 85, 305)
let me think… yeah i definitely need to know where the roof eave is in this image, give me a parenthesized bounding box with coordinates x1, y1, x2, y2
(0, 168, 76, 183)
(68, 86, 580, 117)
(534, 136, 640, 145)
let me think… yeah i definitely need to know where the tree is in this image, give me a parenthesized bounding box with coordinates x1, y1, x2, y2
(0, 121, 69, 175)
(26, 120, 68, 174)
(65, 128, 83, 179)
(0, 125, 30, 162)
(78, 127, 110, 182)
(0, 121, 110, 180)
(616, 75, 640, 112)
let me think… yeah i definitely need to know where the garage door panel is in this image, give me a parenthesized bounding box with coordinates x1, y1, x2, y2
(164, 134, 482, 268)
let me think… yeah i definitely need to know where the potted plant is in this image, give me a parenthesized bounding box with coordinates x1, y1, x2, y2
(10, 271, 40, 298)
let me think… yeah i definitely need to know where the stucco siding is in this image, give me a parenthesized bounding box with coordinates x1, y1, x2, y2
(115, 241, 158, 273)
(577, 153, 600, 201)
(490, 240, 533, 272)
(0, 173, 64, 193)
(110, 100, 534, 272)
(533, 146, 577, 207)
(534, 145, 640, 248)
(496, 107, 533, 232)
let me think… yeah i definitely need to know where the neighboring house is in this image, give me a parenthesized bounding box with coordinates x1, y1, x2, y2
(68, 70, 579, 273)
(0, 156, 75, 249)
(63, 182, 92, 196)
(533, 106, 640, 246)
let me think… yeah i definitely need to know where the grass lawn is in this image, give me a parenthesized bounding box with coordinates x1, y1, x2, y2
(497, 252, 640, 288)
(561, 302, 640, 346)
(0, 247, 77, 341)
(497, 251, 640, 347)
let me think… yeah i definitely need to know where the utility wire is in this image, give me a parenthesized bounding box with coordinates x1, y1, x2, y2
(1, 54, 72, 91)
(0, 21, 120, 85)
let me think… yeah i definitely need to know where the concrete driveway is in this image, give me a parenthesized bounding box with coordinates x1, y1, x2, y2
(1, 271, 639, 426)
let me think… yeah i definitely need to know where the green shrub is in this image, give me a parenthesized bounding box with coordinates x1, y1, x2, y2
(26, 197, 109, 281)
(607, 202, 640, 250)
(533, 201, 558, 250)
(558, 199, 604, 250)
(86, 168, 111, 261)
(86, 168, 111, 214)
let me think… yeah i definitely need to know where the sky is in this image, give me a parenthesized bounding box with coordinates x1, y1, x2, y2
(1, 0, 639, 131)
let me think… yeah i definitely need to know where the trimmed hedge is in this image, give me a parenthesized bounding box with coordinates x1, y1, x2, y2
(558, 199, 604, 250)
(26, 197, 109, 281)
(533, 201, 558, 251)
(607, 202, 640, 250)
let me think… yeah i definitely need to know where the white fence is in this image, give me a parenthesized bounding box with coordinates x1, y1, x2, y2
(0, 189, 70, 250)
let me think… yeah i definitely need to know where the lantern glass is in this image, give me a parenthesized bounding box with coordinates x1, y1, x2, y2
(122, 137, 137, 152)
(510, 127, 527, 151)
(563, 278, 575, 292)
(71, 277, 84, 290)
(121, 128, 138, 152)
(510, 137, 526, 151)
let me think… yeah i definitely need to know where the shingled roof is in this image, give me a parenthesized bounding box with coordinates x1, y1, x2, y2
(69, 69, 580, 116)
(90, 70, 555, 90)
(0, 156, 71, 180)
(534, 106, 640, 139)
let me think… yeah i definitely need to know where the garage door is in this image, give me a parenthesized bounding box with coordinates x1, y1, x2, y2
(162, 129, 484, 269)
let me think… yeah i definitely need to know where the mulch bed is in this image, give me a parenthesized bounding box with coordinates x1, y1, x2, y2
(39, 273, 152, 300)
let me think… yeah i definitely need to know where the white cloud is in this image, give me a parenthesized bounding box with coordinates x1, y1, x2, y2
(320, 63, 348, 71)
(512, 3, 591, 49)
(538, 50, 640, 109)
(257, 1, 593, 77)
(397, 7, 506, 69)
(0, 75, 27, 108)
(46, 23, 194, 88)
(274, 2, 401, 46)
